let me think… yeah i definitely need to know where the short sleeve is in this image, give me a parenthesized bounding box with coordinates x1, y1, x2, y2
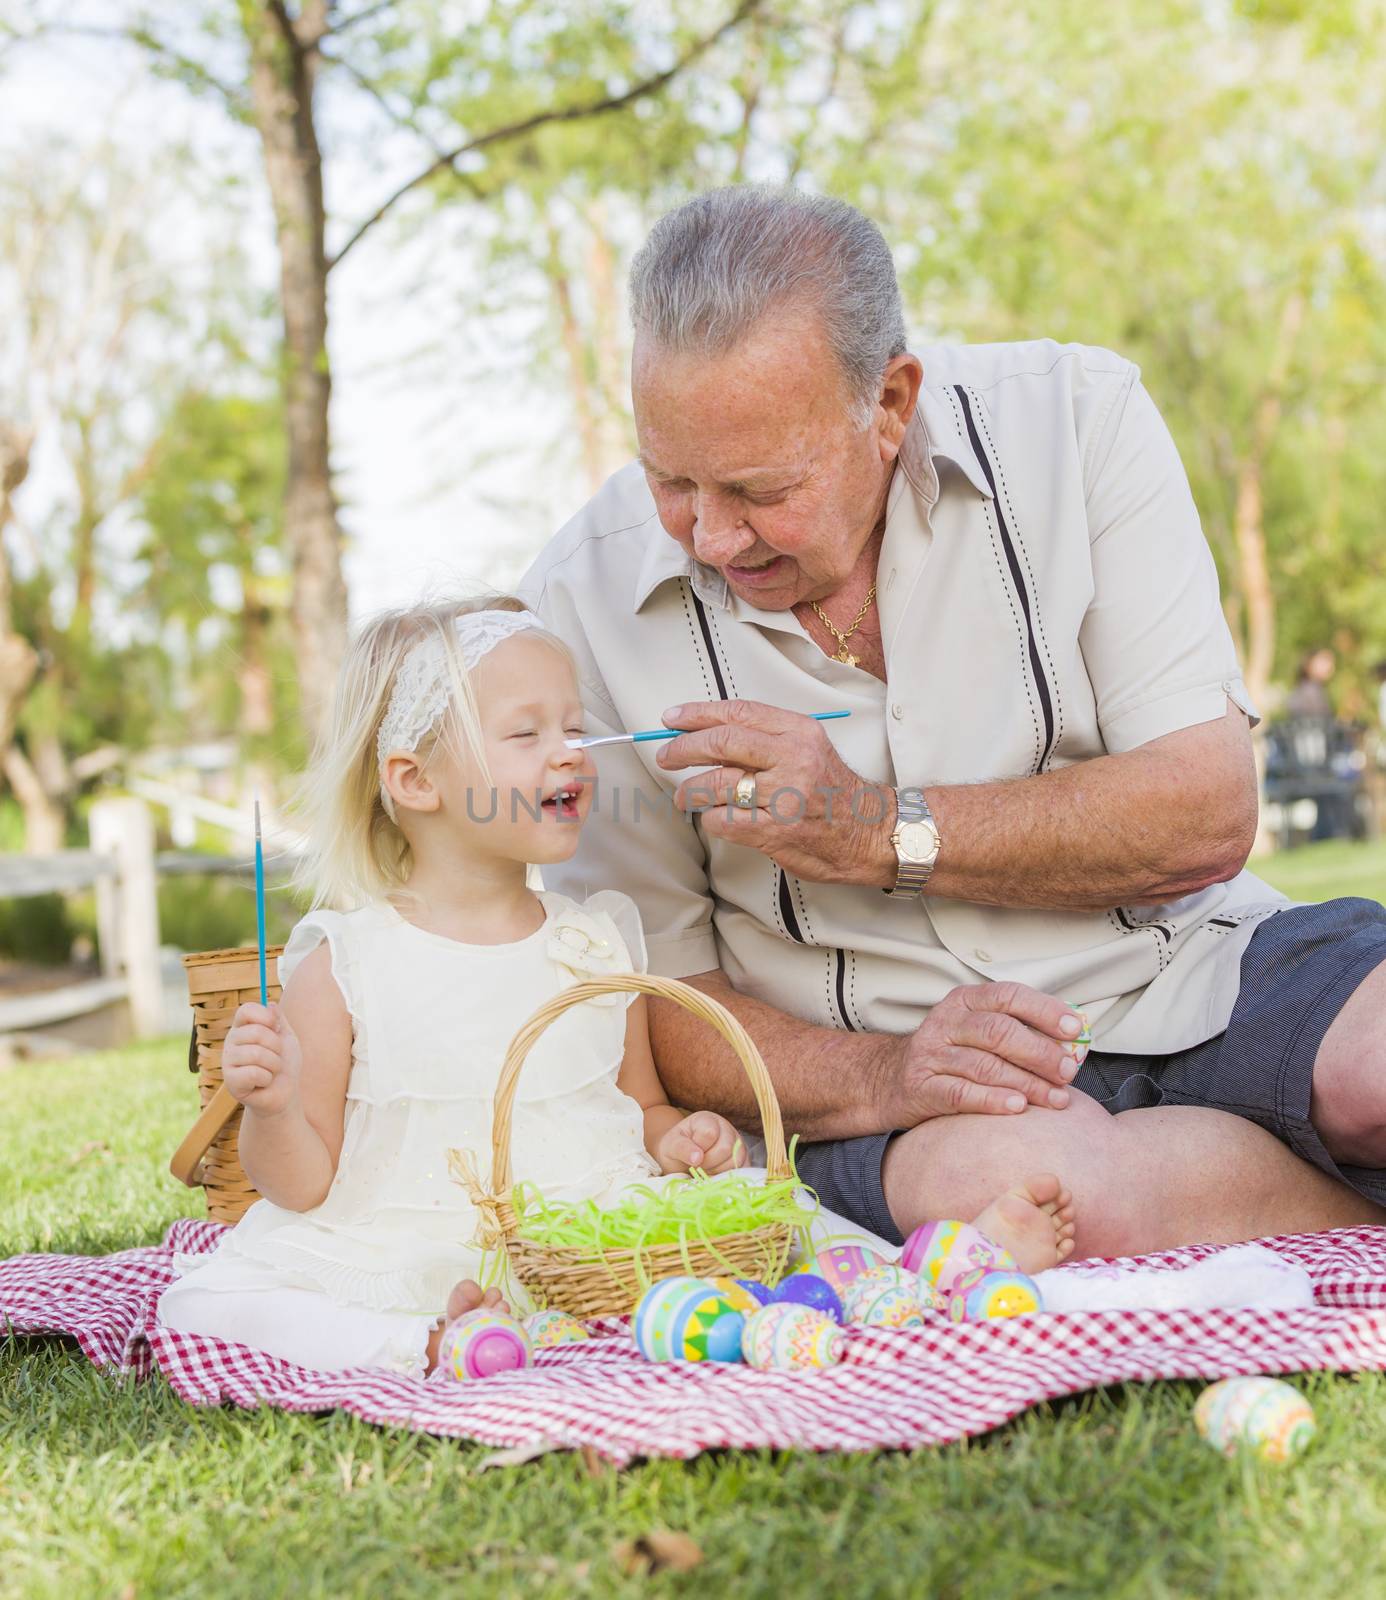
(583, 889, 648, 979)
(521, 592, 720, 981)
(1079, 377, 1260, 753)
(277, 910, 360, 1029)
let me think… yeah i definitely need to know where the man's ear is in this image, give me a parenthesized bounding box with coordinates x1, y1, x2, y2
(875, 352, 924, 462)
(382, 752, 441, 814)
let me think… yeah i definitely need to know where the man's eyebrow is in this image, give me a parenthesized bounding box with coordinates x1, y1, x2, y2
(639, 457, 806, 490)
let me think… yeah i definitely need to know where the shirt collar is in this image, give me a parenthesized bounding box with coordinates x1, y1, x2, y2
(629, 381, 993, 614)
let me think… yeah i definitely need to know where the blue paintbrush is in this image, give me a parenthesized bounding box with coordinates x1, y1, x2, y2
(254, 797, 268, 1007)
(565, 709, 850, 750)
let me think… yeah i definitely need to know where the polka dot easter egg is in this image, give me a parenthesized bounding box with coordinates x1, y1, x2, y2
(947, 1268, 1044, 1322)
(771, 1272, 844, 1324)
(525, 1310, 590, 1349)
(812, 1244, 886, 1298)
(1194, 1377, 1316, 1463)
(632, 1277, 746, 1363)
(708, 1277, 768, 1316)
(742, 1302, 846, 1371)
(841, 1264, 929, 1330)
(900, 1220, 1016, 1301)
(437, 1309, 532, 1380)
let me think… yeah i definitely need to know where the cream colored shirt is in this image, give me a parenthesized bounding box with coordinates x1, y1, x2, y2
(520, 339, 1288, 1056)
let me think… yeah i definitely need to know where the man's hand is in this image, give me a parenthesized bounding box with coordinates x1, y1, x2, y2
(654, 1110, 748, 1175)
(654, 699, 895, 888)
(873, 982, 1089, 1125)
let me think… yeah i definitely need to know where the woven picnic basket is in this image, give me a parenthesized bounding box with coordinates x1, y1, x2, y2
(449, 971, 794, 1318)
(169, 945, 282, 1225)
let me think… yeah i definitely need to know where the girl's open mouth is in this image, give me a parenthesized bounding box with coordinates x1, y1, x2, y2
(540, 786, 581, 819)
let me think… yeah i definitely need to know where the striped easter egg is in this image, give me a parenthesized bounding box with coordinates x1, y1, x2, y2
(812, 1245, 886, 1297)
(841, 1264, 929, 1330)
(1194, 1377, 1315, 1463)
(632, 1277, 746, 1363)
(900, 1220, 1016, 1300)
(741, 1302, 846, 1370)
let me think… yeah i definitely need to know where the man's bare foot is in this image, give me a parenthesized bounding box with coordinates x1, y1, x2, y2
(971, 1172, 1077, 1275)
(426, 1280, 514, 1371)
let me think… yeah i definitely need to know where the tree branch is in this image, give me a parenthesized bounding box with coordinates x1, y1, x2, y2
(319, 0, 394, 42)
(328, 0, 765, 271)
(26, 22, 247, 109)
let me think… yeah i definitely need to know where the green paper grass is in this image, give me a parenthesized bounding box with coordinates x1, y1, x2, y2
(509, 1139, 814, 1289)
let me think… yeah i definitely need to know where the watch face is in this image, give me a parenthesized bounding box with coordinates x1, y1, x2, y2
(896, 819, 938, 863)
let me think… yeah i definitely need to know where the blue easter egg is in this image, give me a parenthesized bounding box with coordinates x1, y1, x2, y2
(737, 1278, 775, 1306)
(632, 1276, 746, 1363)
(771, 1272, 844, 1324)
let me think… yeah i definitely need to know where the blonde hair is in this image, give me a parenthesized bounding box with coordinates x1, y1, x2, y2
(292, 594, 573, 908)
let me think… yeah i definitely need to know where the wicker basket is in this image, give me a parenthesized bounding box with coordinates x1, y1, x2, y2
(169, 945, 283, 1225)
(449, 971, 794, 1318)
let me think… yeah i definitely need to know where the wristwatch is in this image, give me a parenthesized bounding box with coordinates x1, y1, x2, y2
(885, 786, 941, 897)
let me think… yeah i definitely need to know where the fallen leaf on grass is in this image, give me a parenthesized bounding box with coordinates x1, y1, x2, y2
(612, 1531, 704, 1576)
(474, 1439, 562, 1471)
(70, 1140, 110, 1165)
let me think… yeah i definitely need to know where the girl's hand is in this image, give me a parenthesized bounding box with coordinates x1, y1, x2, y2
(655, 1111, 748, 1176)
(222, 1001, 303, 1118)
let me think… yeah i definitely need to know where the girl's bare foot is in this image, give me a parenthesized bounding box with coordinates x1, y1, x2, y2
(971, 1172, 1077, 1275)
(426, 1280, 514, 1371)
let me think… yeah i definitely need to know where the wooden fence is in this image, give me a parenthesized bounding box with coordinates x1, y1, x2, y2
(0, 797, 294, 1039)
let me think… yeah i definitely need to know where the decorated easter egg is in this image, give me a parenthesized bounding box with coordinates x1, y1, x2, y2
(709, 1277, 768, 1316)
(900, 1220, 1017, 1299)
(841, 1264, 929, 1330)
(632, 1277, 746, 1363)
(1063, 1002, 1093, 1068)
(771, 1272, 844, 1324)
(525, 1310, 590, 1349)
(1194, 1377, 1316, 1463)
(437, 1309, 532, 1380)
(737, 1278, 776, 1306)
(947, 1268, 1044, 1322)
(812, 1244, 886, 1297)
(742, 1302, 846, 1370)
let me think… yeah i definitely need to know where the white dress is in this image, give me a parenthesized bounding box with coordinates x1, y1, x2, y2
(157, 888, 663, 1374)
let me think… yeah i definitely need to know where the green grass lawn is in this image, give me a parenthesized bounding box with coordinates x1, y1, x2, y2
(5, 841, 1386, 1599)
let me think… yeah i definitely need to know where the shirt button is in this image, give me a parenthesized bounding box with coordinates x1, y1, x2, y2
(891, 703, 904, 720)
(973, 947, 992, 963)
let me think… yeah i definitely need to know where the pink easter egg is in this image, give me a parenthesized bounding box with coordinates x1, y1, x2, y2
(812, 1244, 887, 1297)
(437, 1309, 532, 1380)
(901, 1219, 1016, 1299)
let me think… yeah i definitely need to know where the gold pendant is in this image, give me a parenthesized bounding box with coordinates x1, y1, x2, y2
(838, 648, 858, 667)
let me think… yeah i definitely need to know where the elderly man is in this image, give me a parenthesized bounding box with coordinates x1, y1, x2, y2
(520, 187, 1386, 1257)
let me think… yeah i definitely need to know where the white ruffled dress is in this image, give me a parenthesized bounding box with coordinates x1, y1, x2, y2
(157, 888, 660, 1374)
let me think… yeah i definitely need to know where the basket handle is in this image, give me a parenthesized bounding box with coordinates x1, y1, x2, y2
(169, 1085, 240, 1188)
(482, 972, 789, 1233)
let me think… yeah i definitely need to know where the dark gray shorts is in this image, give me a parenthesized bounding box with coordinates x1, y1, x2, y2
(794, 895, 1386, 1243)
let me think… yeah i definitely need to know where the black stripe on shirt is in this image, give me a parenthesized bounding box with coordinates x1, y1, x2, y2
(954, 385, 1057, 771)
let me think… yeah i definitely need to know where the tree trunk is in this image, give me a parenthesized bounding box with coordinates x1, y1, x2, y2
(547, 219, 607, 495)
(2, 745, 66, 854)
(240, 0, 347, 744)
(0, 424, 37, 753)
(1234, 291, 1305, 858)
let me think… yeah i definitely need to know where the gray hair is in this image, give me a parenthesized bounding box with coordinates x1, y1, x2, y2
(629, 187, 907, 427)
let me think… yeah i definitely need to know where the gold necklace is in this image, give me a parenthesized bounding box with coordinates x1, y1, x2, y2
(810, 584, 877, 668)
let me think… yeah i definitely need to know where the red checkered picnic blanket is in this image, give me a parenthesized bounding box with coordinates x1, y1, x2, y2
(6, 1220, 1386, 1464)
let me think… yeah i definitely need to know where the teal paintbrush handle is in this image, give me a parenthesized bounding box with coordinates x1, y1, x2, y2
(630, 710, 848, 743)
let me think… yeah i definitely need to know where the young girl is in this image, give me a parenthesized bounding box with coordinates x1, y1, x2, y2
(158, 598, 1075, 1375)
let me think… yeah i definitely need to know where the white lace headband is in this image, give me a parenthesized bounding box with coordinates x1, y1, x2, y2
(376, 609, 547, 776)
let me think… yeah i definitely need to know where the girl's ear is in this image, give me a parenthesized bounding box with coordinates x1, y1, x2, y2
(382, 752, 441, 814)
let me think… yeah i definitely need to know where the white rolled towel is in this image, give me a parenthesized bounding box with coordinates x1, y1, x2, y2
(1034, 1243, 1313, 1315)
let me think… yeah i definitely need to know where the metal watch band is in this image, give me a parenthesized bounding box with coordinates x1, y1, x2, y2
(885, 787, 939, 898)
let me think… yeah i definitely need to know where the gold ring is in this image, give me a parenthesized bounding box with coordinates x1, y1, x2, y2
(732, 773, 758, 810)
